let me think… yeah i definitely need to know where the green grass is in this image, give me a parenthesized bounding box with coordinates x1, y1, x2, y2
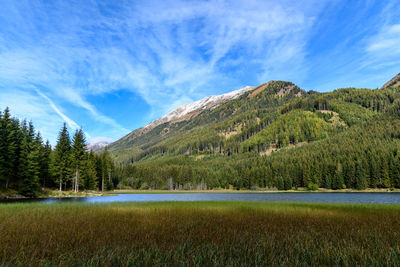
(1, 201, 400, 266)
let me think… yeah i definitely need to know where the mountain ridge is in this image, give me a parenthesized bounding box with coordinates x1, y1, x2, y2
(108, 80, 305, 162)
(118, 85, 254, 142)
(382, 73, 400, 89)
(104, 73, 400, 191)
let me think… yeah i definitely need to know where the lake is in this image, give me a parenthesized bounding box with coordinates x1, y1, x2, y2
(3, 192, 400, 204)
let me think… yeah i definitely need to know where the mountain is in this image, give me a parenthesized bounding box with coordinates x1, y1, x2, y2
(109, 73, 400, 191)
(108, 81, 305, 162)
(382, 73, 400, 89)
(118, 86, 254, 141)
(87, 140, 110, 151)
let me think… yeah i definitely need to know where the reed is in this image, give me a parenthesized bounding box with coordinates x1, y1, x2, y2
(1, 201, 400, 266)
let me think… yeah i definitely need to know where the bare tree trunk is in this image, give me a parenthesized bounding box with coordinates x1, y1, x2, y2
(76, 169, 79, 193)
(5, 177, 9, 189)
(73, 169, 79, 193)
(102, 173, 104, 192)
(59, 177, 62, 192)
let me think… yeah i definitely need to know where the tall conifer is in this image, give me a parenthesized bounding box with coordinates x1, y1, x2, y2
(71, 129, 86, 192)
(54, 123, 71, 191)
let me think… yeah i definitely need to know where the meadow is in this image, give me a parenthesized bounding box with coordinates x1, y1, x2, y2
(1, 201, 400, 266)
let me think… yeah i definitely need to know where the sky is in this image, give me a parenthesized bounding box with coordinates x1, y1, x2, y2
(0, 0, 399, 145)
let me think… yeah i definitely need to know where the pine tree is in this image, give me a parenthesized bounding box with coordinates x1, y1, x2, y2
(17, 125, 40, 196)
(98, 148, 114, 191)
(37, 135, 52, 188)
(54, 123, 71, 191)
(0, 107, 19, 189)
(84, 151, 98, 190)
(0, 109, 5, 188)
(0, 108, 8, 188)
(355, 160, 367, 190)
(71, 129, 86, 192)
(8, 119, 21, 189)
(17, 134, 30, 193)
(24, 136, 41, 196)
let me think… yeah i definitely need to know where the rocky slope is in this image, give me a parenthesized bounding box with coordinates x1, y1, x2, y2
(118, 86, 254, 142)
(382, 73, 400, 89)
(108, 81, 305, 163)
(87, 141, 110, 151)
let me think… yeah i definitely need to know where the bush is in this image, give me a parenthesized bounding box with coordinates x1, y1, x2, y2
(140, 182, 150, 190)
(307, 183, 319, 191)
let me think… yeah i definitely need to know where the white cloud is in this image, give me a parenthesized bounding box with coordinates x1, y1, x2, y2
(367, 24, 400, 55)
(88, 136, 114, 144)
(0, 88, 71, 145)
(0, 0, 326, 142)
(34, 88, 80, 130)
(61, 89, 129, 132)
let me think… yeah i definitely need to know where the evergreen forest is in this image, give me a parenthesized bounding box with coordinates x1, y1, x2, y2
(0, 108, 114, 196)
(3, 75, 400, 195)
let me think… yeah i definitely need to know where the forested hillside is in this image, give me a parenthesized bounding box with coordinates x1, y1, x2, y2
(2, 74, 400, 194)
(110, 74, 400, 190)
(0, 108, 115, 196)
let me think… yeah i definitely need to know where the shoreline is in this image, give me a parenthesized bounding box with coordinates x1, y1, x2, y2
(1, 187, 399, 200)
(112, 187, 399, 194)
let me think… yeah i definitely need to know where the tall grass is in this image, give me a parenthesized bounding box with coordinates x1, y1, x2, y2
(1, 201, 400, 266)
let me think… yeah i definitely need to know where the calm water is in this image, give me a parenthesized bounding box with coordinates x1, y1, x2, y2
(3, 192, 400, 204)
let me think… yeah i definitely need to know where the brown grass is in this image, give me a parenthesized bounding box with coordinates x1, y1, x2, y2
(1, 202, 400, 266)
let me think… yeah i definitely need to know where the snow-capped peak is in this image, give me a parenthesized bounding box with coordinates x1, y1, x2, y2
(87, 140, 111, 151)
(144, 86, 254, 130)
(121, 85, 254, 140)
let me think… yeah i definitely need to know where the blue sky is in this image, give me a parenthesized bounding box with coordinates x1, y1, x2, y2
(0, 0, 399, 145)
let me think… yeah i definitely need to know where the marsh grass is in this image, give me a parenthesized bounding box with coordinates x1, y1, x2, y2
(1, 201, 400, 266)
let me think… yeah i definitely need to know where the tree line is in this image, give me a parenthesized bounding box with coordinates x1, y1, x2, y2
(112, 115, 400, 191)
(0, 108, 115, 196)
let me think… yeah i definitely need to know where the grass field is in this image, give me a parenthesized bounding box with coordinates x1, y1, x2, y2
(1, 201, 400, 266)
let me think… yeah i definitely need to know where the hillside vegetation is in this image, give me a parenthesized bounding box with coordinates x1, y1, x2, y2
(3, 75, 400, 194)
(109, 74, 400, 190)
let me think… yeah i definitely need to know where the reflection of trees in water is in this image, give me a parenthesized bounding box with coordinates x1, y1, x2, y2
(2, 193, 400, 204)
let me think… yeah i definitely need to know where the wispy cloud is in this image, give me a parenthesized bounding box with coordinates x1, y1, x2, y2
(0, 0, 325, 144)
(3, 0, 396, 144)
(0, 88, 68, 145)
(34, 88, 80, 131)
(366, 24, 400, 62)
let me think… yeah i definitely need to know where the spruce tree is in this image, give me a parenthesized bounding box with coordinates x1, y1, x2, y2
(54, 123, 71, 191)
(8, 119, 21, 189)
(71, 129, 86, 192)
(355, 160, 367, 190)
(98, 148, 114, 191)
(37, 135, 52, 188)
(17, 124, 40, 196)
(17, 134, 30, 193)
(84, 151, 98, 190)
(0, 109, 5, 188)
(24, 135, 41, 196)
(0, 107, 19, 189)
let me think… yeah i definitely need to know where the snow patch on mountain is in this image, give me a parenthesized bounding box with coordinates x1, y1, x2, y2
(87, 137, 112, 151)
(144, 86, 254, 130)
(122, 86, 254, 140)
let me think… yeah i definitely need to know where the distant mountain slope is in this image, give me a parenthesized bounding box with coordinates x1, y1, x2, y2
(109, 73, 400, 191)
(109, 74, 400, 166)
(382, 73, 400, 89)
(108, 81, 305, 162)
(118, 86, 254, 142)
(87, 140, 110, 152)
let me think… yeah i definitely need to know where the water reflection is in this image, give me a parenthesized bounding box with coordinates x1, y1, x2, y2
(3, 192, 400, 204)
